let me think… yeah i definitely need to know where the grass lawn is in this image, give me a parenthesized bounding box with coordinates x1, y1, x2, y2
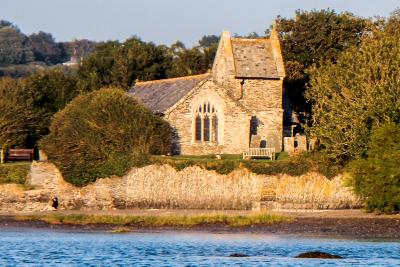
(150, 152, 299, 175)
(157, 152, 288, 161)
(0, 161, 31, 184)
(150, 151, 339, 178)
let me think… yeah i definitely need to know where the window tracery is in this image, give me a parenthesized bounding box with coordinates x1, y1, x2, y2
(194, 102, 218, 143)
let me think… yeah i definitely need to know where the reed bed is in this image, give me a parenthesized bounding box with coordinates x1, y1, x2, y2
(269, 172, 361, 209)
(124, 165, 261, 210)
(26, 162, 359, 211)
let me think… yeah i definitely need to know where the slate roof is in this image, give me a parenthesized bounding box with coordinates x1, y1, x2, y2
(129, 74, 209, 113)
(231, 39, 279, 78)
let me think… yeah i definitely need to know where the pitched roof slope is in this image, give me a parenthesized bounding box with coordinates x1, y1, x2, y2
(231, 39, 279, 78)
(212, 30, 285, 81)
(129, 74, 209, 113)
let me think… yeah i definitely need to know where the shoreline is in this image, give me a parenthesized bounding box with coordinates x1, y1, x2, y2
(1, 209, 399, 239)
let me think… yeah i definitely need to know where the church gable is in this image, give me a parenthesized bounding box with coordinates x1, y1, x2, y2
(212, 29, 285, 85)
(167, 79, 251, 154)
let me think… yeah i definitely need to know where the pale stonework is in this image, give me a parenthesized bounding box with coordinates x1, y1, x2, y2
(131, 29, 286, 155)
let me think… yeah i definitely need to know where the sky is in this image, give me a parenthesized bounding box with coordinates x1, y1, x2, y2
(0, 0, 398, 46)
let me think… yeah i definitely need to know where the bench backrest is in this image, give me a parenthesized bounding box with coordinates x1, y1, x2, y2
(8, 149, 34, 156)
(6, 149, 34, 161)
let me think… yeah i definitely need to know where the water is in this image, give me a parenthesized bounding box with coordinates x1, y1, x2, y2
(1, 229, 400, 266)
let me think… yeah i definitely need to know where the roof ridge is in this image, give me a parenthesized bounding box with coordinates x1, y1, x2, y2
(135, 73, 210, 85)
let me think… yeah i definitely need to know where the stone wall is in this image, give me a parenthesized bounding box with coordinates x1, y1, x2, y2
(2, 162, 261, 212)
(166, 80, 250, 155)
(230, 78, 284, 151)
(166, 77, 284, 154)
(0, 162, 360, 212)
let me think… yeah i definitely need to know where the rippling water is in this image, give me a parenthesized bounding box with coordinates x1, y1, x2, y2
(1, 229, 400, 266)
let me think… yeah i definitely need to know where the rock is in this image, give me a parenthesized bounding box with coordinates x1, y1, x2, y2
(229, 253, 249, 257)
(295, 251, 343, 259)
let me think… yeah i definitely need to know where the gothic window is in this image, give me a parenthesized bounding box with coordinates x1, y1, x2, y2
(194, 102, 218, 143)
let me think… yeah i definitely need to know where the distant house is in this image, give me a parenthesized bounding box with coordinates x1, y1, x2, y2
(62, 55, 78, 67)
(63, 48, 79, 67)
(130, 29, 288, 155)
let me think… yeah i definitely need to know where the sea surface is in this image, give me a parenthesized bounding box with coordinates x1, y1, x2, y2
(1, 229, 400, 266)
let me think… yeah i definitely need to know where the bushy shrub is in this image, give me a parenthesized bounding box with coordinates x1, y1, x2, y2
(0, 162, 30, 184)
(40, 88, 171, 186)
(348, 123, 400, 213)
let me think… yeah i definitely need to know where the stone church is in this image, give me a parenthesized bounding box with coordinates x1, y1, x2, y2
(130, 29, 286, 155)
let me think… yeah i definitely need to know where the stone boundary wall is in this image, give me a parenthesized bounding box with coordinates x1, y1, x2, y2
(0, 162, 361, 212)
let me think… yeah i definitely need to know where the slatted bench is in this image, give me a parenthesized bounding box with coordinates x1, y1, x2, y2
(243, 148, 275, 160)
(5, 149, 34, 162)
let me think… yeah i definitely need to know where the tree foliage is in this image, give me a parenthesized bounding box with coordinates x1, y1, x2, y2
(24, 69, 79, 139)
(0, 21, 34, 64)
(0, 20, 97, 78)
(0, 78, 37, 147)
(0, 69, 79, 148)
(306, 22, 400, 161)
(167, 35, 219, 78)
(29, 31, 68, 64)
(348, 123, 400, 213)
(62, 39, 97, 60)
(274, 9, 370, 114)
(77, 38, 171, 91)
(77, 35, 219, 91)
(40, 88, 171, 186)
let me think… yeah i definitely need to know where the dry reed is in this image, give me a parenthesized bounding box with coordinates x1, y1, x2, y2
(266, 172, 361, 209)
(124, 165, 261, 210)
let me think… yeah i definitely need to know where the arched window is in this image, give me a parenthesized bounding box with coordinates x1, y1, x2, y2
(194, 102, 218, 143)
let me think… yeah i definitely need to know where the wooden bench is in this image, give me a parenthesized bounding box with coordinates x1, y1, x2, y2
(243, 148, 275, 160)
(5, 149, 34, 162)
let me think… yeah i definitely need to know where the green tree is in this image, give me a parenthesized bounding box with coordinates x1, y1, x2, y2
(198, 35, 219, 70)
(0, 68, 79, 148)
(166, 35, 219, 78)
(77, 38, 171, 91)
(306, 23, 400, 162)
(348, 123, 400, 213)
(0, 78, 37, 147)
(24, 68, 79, 140)
(166, 41, 205, 77)
(76, 41, 118, 91)
(62, 39, 97, 60)
(29, 31, 68, 64)
(0, 21, 34, 64)
(40, 88, 171, 186)
(274, 9, 370, 116)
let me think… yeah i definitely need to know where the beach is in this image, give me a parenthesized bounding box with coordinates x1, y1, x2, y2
(1, 209, 399, 238)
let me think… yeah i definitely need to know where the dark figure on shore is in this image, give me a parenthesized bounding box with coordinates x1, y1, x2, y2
(51, 197, 58, 210)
